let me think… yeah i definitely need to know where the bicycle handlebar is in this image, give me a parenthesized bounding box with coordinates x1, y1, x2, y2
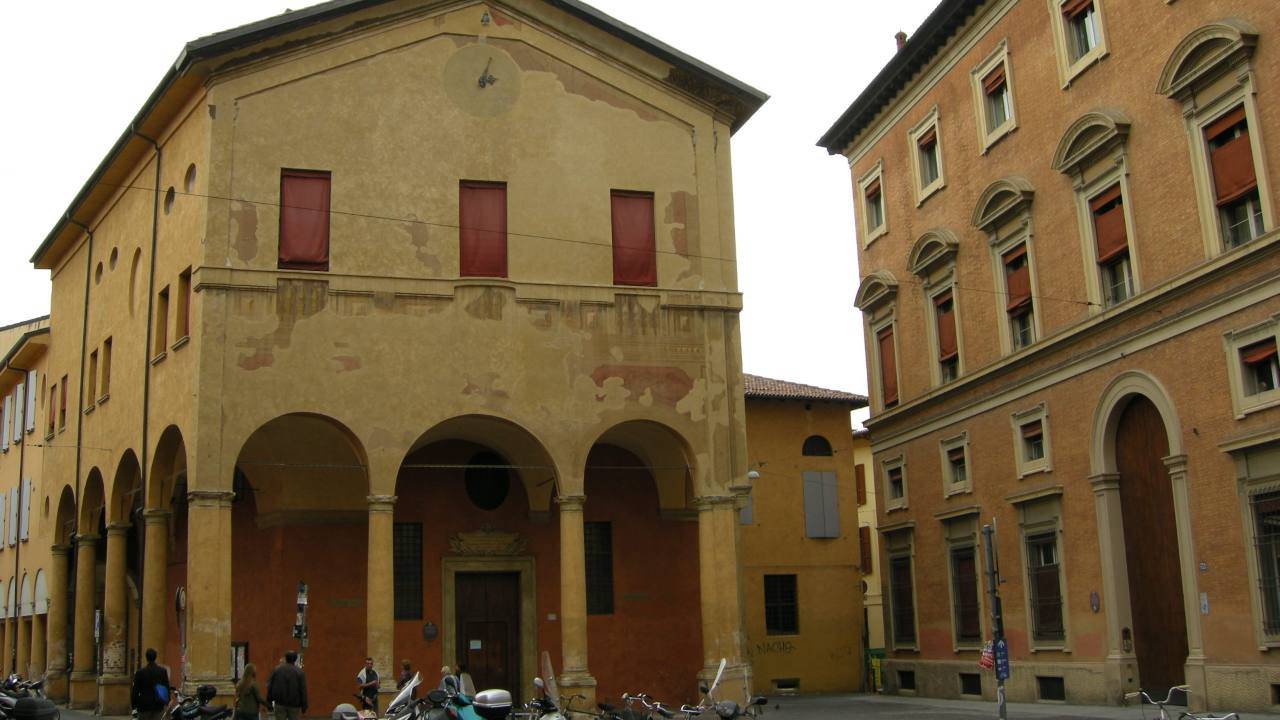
(1124, 685, 1191, 706)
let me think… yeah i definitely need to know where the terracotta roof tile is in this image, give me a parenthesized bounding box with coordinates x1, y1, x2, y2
(743, 373, 869, 407)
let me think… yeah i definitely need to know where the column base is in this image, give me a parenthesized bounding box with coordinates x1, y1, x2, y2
(183, 677, 238, 702)
(68, 671, 98, 709)
(1101, 654, 1138, 705)
(697, 661, 752, 703)
(557, 671, 597, 712)
(1185, 654, 1209, 712)
(45, 670, 69, 704)
(99, 674, 132, 715)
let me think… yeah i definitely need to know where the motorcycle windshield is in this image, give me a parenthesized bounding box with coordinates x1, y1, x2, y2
(386, 672, 421, 715)
(710, 659, 726, 696)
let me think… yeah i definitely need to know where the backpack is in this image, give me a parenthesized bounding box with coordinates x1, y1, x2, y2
(156, 683, 170, 704)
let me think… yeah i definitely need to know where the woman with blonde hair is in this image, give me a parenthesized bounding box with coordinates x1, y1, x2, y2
(236, 663, 268, 720)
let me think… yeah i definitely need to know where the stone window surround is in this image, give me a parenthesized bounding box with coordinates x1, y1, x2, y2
(1224, 429, 1280, 649)
(857, 160, 888, 248)
(884, 523, 919, 652)
(908, 106, 946, 206)
(969, 39, 1017, 153)
(1011, 402, 1052, 479)
(882, 454, 908, 513)
(980, 194, 1041, 356)
(870, 314, 900, 415)
(940, 509, 985, 651)
(1013, 488, 1071, 652)
(1045, 0, 1110, 88)
(909, 229, 964, 389)
(939, 431, 972, 497)
(1222, 313, 1280, 419)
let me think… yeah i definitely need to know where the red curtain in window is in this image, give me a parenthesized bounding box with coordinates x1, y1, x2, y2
(1242, 339, 1278, 364)
(982, 65, 1006, 94)
(1090, 184, 1128, 262)
(1003, 245, 1031, 311)
(877, 326, 898, 406)
(459, 182, 508, 278)
(1061, 0, 1092, 19)
(1205, 107, 1257, 206)
(279, 170, 331, 270)
(935, 290, 958, 361)
(610, 191, 657, 286)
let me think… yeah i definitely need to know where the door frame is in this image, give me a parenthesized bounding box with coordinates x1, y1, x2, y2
(441, 557, 536, 699)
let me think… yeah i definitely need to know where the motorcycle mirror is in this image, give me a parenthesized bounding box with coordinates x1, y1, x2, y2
(533, 678, 545, 689)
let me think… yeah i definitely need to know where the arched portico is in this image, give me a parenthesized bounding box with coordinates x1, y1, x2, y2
(1088, 372, 1204, 707)
(144, 425, 187, 675)
(98, 450, 143, 713)
(45, 486, 76, 702)
(69, 469, 105, 708)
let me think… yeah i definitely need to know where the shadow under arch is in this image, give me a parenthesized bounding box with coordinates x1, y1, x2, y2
(149, 425, 188, 509)
(53, 485, 77, 546)
(79, 468, 106, 534)
(108, 449, 143, 525)
(585, 419, 698, 509)
(1089, 370, 1183, 475)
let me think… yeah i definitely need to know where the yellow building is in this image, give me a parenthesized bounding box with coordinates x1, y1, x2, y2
(852, 429, 884, 675)
(0, 0, 768, 714)
(739, 374, 869, 693)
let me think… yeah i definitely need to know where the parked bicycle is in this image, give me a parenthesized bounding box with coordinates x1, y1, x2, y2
(1123, 685, 1238, 720)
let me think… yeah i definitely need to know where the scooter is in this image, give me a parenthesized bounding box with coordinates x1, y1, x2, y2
(695, 660, 767, 720)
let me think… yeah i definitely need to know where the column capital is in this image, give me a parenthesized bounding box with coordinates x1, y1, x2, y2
(555, 494, 586, 510)
(1089, 472, 1121, 494)
(693, 494, 737, 510)
(51, 543, 73, 556)
(142, 508, 171, 524)
(1163, 453, 1189, 475)
(74, 534, 100, 547)
(105, 522, 132, 536)
(367, 495, 397, 512)
(188, 490, 235, 508)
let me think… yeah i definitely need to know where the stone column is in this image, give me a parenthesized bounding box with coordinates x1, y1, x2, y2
(1165, 454, 1207, 712)
(99, 522, 132, 713)
(45, 544, 71, 702)
(1089, 472, 1137, 704)
(556, 494, 595, 702)
(186, 491, 234, 695)
(16, 615, 29, 680)
(696, 495, 751, 698)
(69, 534, 99, 709)
(367, 495, 398, 705)
(141, 509, 170, 661)
(29, 613, 45, 680)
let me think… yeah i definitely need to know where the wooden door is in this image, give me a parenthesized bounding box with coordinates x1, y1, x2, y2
(455, 572, 520, 692)
(1116, 396, 1187, 695)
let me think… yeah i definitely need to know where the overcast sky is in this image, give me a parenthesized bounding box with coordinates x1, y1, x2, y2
(0, 0, 938, 424)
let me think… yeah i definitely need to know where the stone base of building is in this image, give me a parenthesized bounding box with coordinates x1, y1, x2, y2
(98, 674, 131, 715)
(883, 658, 1280, 713)
(183, 677, 237, 702)
(45, 671, 68, 704)
(69, 671, 97, 709)
(558, 672, 597, 711)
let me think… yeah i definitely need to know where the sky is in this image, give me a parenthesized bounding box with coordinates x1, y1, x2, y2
(0, 0, 939, 425)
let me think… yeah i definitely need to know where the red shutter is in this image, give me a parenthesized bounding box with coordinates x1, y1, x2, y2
(859, 526, 873, 573)
(1061, 0, 1092, 19)
(855, 465, 867, 506)
(1003, 245, 1031, 311)
(1090, 185, 1128, 263)
(878, 326, 898, 406)
(935, 291, 958, 361)
(1021, 421, 1043, 440)
(947, 447, 966, 464)
(1206, 108, 1258, 206)
(1242, 339, 1278, 365)
(918, 127, 937, 149)
(982, 65, 1006, 95)
(279, 170, 331, 270)
(610, 191, 657, 286)
(47, 387, 55, 434)
(459, 182, 508, 278)
(864, 177, 881, 199)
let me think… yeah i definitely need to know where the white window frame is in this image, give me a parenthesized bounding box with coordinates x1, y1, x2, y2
(1231, 439, 1280, 648)
(885, 527, 919, 652)
(908, 106, 945, 206)
(1046, 0, 1109, 88)
(1011, 403, 1052, 478)
(1073, 165, 1141, 313)
(943, 514, 985, 651)
(929, 283, 962, 387)
(990, 228, 1041, 356)
(1188, 95, 1273, 257)
(882, 455, 908, 512)
(1223, 314, 1280, 418)
(970, 40, 1017, 152)
(939, 432, 972, 497)
(857, 160, 888, 247)
(1017, 493, 1071, 651)
(870, 316, 901, 413)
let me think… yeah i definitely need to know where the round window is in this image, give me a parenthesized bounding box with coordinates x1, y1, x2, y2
(465, 451, 510, 510)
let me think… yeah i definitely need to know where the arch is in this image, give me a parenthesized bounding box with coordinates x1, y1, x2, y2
(33, 570, 47, 615)
(108, 449, 143, 524)
(79, 468, 106, 533)
(1156, 20, 1259, 99)
(19, 574, 31, 618)
(1051, 109, 1132, 175)
(53, 485, 76, 545)
(802, 435, 834, 457)
(1090, 371, 1183, 476)
(399, 413, 559, 510)
(149, 425, 188, 508)
(4, 579, 13, 620)
(906, 228, 960, 277)
(854, 270, 899, 311)
(236, 412, 370, 500)
(585, 419, 697, 507)
(971, 176, 1035, 233)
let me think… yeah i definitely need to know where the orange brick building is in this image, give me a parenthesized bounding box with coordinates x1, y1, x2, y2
(821, 0, 1280, 711)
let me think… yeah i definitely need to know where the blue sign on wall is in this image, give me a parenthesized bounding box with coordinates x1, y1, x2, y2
(994, 638, 1010, 681)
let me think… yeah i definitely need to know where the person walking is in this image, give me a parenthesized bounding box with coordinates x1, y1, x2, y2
(356, 657, 380, 714)
(267, 651, 308, 720)
(131, 648, 171, 720)
(236, 663, 267, 720)
(397, 660, 416, 699)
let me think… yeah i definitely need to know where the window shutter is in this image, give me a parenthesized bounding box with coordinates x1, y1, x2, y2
(0, 493, 6, 546)
(1241, 339, 1277, 365)
(935, 291, 958, 361)
(278, 170, 331, 270)
(822, 471, 840, 537)
(1022, 421, 1044, 440)
(7, 488, 17, 546)
(610, 191, 657, 286)
(1089, 185, 1128, 262)
(855, 464, 867, 506)
(19, 479, 30, 541)
(859, 526, 873, 573)
(947, 447, 966, 464)
(917, 127, 937, 149)
(47, 386, 56, 435)
(1206, 108, 1257, 206)
(2, 396, 10, 447)
(877, 326, 898, 405)
(459, 182, 508, 278)
(982, 65, 1006, 95)
(864, 178, 881, 199)
(1061, 0, 1092, 19)
(24, 372, 35, 433)
(1003, 245, 1031, 311)
(802, 472, 826, 538)
(12, 383, 24, 442)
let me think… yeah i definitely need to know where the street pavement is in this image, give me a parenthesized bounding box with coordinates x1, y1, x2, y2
(56, 694, 1274, 720)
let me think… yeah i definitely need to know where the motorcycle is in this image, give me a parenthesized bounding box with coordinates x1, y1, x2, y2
(696, 660, 767, 720)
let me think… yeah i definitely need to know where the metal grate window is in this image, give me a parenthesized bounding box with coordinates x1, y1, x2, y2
(1026, 532, 1064, 641)
(393, 523, 423, 620)
(585, 521, 614, 615)
(764, 574, 798, 635)
(889, 555, 916, 644)
(1253, 491, 1280, 635)
(950, 545, 981, 644)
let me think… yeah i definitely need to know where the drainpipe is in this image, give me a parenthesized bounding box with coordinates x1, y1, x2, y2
(11, 368, 30, 674)
(134, 128, 162, 670)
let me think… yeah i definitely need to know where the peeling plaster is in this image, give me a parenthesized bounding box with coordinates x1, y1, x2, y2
(230, 201, 260, 261)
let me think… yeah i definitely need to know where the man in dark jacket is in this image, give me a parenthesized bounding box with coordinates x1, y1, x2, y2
(266, 651, 308, 720)
(131, 648, 171, 720)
